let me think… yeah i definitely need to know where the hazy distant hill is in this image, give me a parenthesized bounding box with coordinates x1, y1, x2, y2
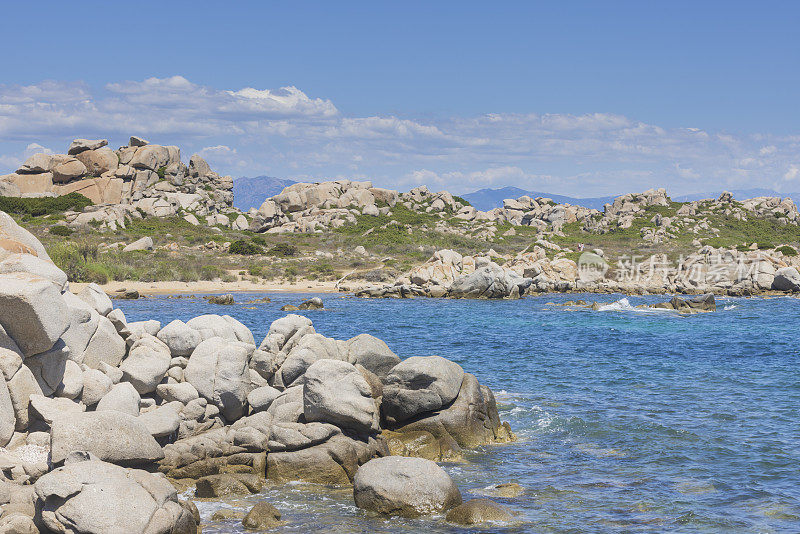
(462, 186, 800, 212)
(673, 188, 800, 202)
(461, 186, 617, 211)
(233, 176, 296, 211)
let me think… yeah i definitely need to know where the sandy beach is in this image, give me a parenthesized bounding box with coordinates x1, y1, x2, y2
(69, 278, 343, 296)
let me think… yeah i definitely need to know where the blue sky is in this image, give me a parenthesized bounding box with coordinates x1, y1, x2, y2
(1, 1, 798, 196)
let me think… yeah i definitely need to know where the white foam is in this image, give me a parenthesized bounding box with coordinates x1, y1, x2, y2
(597, 297, 636, 311)
(597, 297, 676, 314)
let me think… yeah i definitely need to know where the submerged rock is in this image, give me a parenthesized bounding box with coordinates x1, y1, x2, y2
(445, 498, 514, 525)
(242, 501, 284, 529)
(194, 473, 264, 498)
(207, 294, 235, 305)
(298, 297, 324, 310)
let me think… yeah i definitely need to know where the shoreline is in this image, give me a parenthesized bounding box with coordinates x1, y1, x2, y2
(66, 279, 798, 299)
(68, 279, 342, 296)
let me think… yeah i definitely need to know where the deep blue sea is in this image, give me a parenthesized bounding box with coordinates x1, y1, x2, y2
(116, 292, 800, 533)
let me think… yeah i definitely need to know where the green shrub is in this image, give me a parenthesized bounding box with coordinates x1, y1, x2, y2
(48, 242, 85, 281)
(156, 166, 167, 179)
(85, 263, 111, 284)
(249, 265, 264, 277)
(49, 225, 73, 237)
(736, 244, 750, 252)
(251, 236, 267, 247)
(229, 240, 263, 255)
(200, 265, 224, 280)
(777, 245, 798, 256)
(0, 193, 92, 216)
(309, 262, 335, 277)
(267, 242, 298, 257)
(453, 195, 471, 207)
(757, 241, 774, 250)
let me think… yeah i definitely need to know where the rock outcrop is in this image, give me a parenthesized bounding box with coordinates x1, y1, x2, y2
(248, 181, 468, 234)
(356, 250, 534, 299)
(0, 207, 517, 531)
(0, 137, 236, 231)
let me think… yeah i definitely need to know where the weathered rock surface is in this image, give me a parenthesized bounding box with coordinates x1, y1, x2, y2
(184, 337, 252, 421)
(50, 411, 164, 466)
(353, 456, 462, 517)
(119, 334, 171, 394)
(96, 381, 141, 416)
(34, 459, 196, 534)
(773, 266, 800, 291)
(0, 273, 69, 357)
(382, 356, 464, 424)
(303, 359, 378, 435)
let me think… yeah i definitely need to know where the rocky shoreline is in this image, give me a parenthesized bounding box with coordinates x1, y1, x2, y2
(352, 246, 800, 299)
(0, 212, 516, 532)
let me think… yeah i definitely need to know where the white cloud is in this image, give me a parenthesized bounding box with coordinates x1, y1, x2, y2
(784, 165, 799, 182)
(24, 143, 52, 157)
(1, 76, 799, 196)
(198, 145, 248, 170)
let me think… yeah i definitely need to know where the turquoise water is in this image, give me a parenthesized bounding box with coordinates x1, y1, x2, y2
(116, 293, 800, 533)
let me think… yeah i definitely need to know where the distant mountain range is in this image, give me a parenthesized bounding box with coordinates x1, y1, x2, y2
(672, 188, 799, 202)
(233, 176, 296, 211)
(460, 187, 617, 211)
(460, 186, 799, 211)
(233, 179, 799, 213)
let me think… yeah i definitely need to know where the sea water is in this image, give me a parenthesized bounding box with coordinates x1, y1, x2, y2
(117, 293, 800, 533)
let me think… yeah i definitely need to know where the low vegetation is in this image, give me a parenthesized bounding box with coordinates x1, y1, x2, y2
(7, 191, 800, 286)
(0, 193, 93, 218)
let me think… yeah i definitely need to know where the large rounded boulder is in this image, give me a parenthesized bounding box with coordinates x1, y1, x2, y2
(184, 337, 252, 421)
(353, 456, 462, 517)
(303, 359, 377, 435)
(381, 356, 464, 424)
(345, 333, 401, 379)
(34, 459, 197, 533)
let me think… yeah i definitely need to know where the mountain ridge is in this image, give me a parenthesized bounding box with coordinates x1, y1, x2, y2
(460, 186, 800, 211)
(233, 175, 296, 211)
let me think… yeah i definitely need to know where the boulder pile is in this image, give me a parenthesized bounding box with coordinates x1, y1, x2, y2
(356, 249, 534, 299)
(355, 243, 800, 298)
(0, 137, 236, 231)
(0, 209, 514, 531)
(248, 181, 467, 234)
